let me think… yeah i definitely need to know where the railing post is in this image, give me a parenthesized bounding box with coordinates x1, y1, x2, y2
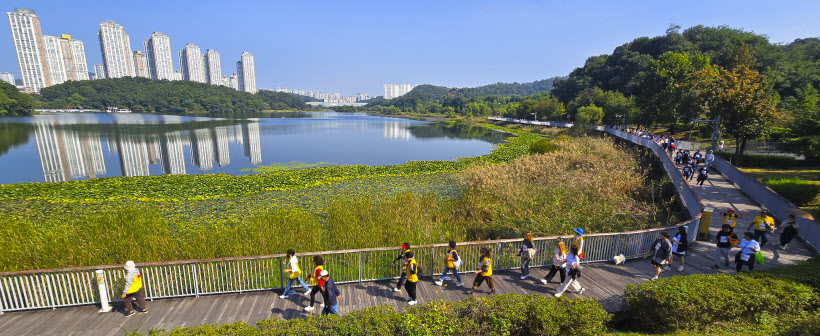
(358, 252, 363, 283)
(278, 257, 284, 289)
(429, 247, 435, 277)
(190, 264, 199, 298)
(45, 274, 56, 309)
(0, 280, 5, 315)
(95, 270, 112, 313)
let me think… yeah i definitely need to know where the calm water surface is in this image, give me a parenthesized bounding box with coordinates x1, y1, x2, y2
(0, 112, 507, 184)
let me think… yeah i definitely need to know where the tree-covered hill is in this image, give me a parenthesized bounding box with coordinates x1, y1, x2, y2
(0, 80, 36, 116)
(256, 90, 311, 110)
(37, 77, 268, 113)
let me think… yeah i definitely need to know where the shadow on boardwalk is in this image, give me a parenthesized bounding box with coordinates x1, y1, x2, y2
(0, 166, 815, 336)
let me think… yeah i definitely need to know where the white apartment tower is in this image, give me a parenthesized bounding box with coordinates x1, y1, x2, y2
(0, 72, 14, 85)
(93, 64, 105, 79)
(7, 8, 49, 93)
(98, 20, 134, 78)
(228, 73, 238, 90)
(204, 49, 221, 85)
(143, 32, 174, 80)
(179, 43, 205, 83)
(58, 35, 89, 81)
(236, 52, 256, 93)
(383, 83, 417, 99)
(41, 35, 68, 85)
(133, 51, 149, 78)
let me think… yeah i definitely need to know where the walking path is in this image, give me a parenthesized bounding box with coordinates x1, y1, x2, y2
(0, 144, 815, 336)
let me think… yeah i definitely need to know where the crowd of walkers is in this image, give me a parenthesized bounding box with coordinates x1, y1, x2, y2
(116, 209, 798, 317)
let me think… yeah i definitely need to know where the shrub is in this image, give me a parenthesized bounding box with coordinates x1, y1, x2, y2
(752, 257, 820, 292)
(715, 152, 796, 168)
(529, 138, 557, 154)
(765, 178, 820, 206)
(623, 273, 816, 332)
(781, 310, 820, 336)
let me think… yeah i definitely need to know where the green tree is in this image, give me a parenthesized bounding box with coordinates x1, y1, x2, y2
(638, 52, 713, 128)
(573, 104, 604, 133)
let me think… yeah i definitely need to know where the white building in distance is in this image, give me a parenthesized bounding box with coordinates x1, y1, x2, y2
(179, 43, 205, 83)
(7, 8, 49, 92)
(204, 49, 222, 85)
(144, 32, 174, 80)
(236, 52, 256, 93)
(58, 35, 89, 81)
(0, 72, 14, 85)
(98, 20, 134, 78)
(41, 35, 68, 85)
(133, 51, 149, 78)
(93, 64, 105, 79)
(383, 83, 416, 99)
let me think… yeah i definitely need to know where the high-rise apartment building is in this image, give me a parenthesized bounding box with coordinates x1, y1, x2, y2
(93, 64, 105, 79)
(383, 83, 417, 99)
(0, 72, 14, 85)
(7, 8, 49, 93)
(143, 32, 173, 80)
(41, 35, 67, 85)
(172, 71, 183, 81)
(204, 49, 221, 85)
(58, 35, 89, 81)
(228, 73, 238, 90)
(98, 20, 134, 78)
(178, 43, 205, 83)
(236, 52, 256, 93)
(133, 51, 149, 78)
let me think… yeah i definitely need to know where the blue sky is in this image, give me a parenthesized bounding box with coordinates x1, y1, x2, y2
(2, 0, 819, 95)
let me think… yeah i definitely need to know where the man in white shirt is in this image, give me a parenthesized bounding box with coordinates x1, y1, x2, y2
(735, 232, 761, 272)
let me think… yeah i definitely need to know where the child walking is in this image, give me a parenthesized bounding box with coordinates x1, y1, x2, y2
(467, 247, 495, 295)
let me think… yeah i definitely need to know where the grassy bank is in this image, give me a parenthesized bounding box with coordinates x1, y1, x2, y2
(739, 167, 820, 218)
(0, 124, 680, 271)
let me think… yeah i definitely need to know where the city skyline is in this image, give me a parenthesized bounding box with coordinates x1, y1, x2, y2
(2, 1, 820, 96)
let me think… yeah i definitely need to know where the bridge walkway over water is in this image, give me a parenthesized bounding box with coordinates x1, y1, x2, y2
(0, 127, 815, 336)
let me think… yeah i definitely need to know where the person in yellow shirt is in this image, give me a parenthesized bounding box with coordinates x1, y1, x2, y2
(435, 241, 463, 287)
(572, 228, 585, 259)
(467, 247, 495, 295)
(719, 208, 743, 232)
(747, 210, 776, 248)
(121, 260, 146, 317)
(402, 251, 419, 305)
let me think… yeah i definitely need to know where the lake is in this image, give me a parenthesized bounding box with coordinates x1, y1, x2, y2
(0, 112, 507, 184)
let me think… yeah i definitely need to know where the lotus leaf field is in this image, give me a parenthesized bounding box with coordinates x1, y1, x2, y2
(0, 123, 680, 271)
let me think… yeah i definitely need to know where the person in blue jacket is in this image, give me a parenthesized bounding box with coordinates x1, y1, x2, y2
(320, 270, 341, 315)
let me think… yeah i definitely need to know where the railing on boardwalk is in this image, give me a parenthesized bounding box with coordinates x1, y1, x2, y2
(0, 119, 705, 314)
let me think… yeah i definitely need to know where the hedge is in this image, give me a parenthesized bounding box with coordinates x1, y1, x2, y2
(529, 138, 557, 154)
(623, 273, 817, 332)
(716, 151, 796, 168)
(765, 178, 820, 206)
(140, 294, 610, 336)
(781, 310, 820, 336)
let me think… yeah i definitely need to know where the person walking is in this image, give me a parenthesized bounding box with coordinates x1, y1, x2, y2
(467, 247, 495, 295)
(696, 165, 709, 186)
(304, 256, 325, 311)
(778, 215, 799, 251)
(693, 150, 703, 165)
(675, 150, 682, 165)
(670, 226, 688, 271)
(682, 164, 693, 182)
(121, 261, 147, 317)
(319, 270, 341, 315)
(736, 232, 761, 272)
(720, 208, 743, 232)
(392, 243, 412, 292)
(402, 251, 420, 305)
(689, 159, 698, 180)
(712, 224, 738, 269)
(649, 232, 672, 280)
(681, 150, 690, 165)
(704, 150, 715, 167)
(541, 241, 567, 285)
(435, 241, 464, 287)
(517, 232, 535, 279)
(572, 228, 585, 259)
(280, 249, 310, 298)
(748, 210, 776, 248)
(554, 245, 585, 297)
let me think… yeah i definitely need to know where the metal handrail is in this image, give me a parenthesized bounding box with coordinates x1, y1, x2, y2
(0, 120, 704, 314)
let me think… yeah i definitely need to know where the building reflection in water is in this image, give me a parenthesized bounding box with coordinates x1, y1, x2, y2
(383, 120, 412, 140)
(32, 118, 262, 182)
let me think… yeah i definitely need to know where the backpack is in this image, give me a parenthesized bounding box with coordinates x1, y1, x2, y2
(450, 250, 462, 269)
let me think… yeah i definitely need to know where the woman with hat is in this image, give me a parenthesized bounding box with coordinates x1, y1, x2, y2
(572, 228, 585, 259)
(719, 207, 743, 232)
(121, 261, 147, 317)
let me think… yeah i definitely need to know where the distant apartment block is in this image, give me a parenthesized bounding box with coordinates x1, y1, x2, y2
(204, 49, 222, 85)
(7, 8, 49, 92)
(58, 35, 90, 81)
(179, 43, 205, 83)
(98, 20, 134, 78)
(133, 51, 149, 78)
(236, 52, 256, 93)
(93, 64, 105, 79)
(383, 83, 416, 99)
(143, 32, 174, 80)
(0, 72, 14, 85)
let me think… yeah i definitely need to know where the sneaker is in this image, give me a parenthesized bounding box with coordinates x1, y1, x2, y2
(578, 288, 585, 295)
(408, 300, 418, 306)
(677, 266, 684, 272)
(304, 292, 311, 296)
(712, 265, 719, 270)
(124, 311, 136, 318)
(393, 288, 401, 292)
(554, 292, 563, 297)
(520, 275, 529, 280)
(540, 279, 548, 285)
(650, 276, 658, 280)
(304, 306, 314, 311)
(434, 281, 443, 286)
(781, 246, 786, 250)
(137, 309, 147, 314)
(279, 294, 289, 299)
(455, 282, 464, 287)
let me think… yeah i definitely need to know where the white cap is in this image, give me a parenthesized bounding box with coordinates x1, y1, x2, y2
(320, 270, 329, 277)
(124, 260, 135, 270)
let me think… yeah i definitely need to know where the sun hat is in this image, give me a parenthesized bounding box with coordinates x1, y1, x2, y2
(573, 228, 584, 236)
(320, 270, 329, 277)
(124, 260, 135, 270)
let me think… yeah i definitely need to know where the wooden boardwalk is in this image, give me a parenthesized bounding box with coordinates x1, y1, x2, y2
(0, 166, 815, 336)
